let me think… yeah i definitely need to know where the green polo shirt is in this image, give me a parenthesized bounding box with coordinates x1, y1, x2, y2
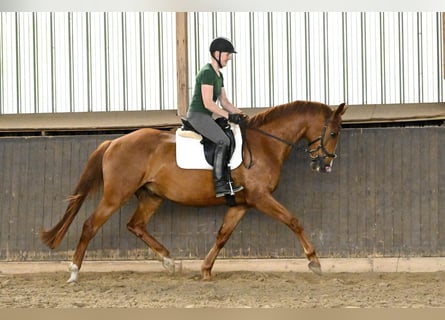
(189, 63, 224, 116)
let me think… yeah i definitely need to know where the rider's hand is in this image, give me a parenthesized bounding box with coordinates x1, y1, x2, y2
(228, 113, 248, 124)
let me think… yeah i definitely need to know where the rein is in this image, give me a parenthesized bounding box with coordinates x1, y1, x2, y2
(248, 127, 294, 147)
(240, 117, 335, 169)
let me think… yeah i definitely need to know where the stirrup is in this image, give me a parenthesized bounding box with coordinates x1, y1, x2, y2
(215, 181, 244, 198)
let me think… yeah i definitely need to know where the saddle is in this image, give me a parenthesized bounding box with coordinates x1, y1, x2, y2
(180, 117, 236, 166)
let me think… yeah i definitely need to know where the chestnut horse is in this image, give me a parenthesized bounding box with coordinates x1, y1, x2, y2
(41, 100, 347, 283)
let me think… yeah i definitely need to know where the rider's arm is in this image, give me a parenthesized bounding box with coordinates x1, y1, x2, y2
(219, 87, 243, 115)
(201, 84, 230, 118)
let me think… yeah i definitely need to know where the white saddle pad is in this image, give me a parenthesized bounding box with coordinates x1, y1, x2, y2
(175, 124, 243, 170)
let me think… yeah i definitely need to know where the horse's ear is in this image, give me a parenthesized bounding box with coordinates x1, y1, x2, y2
(334, 102, 347, 116)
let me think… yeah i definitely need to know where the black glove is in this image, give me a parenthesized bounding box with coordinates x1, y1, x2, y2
(228, 113, 248, 124)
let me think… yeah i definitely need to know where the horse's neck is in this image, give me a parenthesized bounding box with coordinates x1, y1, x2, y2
(250, 117, 305, 167)
(258, 115, 307, 146)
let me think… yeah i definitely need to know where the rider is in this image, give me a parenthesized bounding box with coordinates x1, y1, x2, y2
(186, 37, 247, 198)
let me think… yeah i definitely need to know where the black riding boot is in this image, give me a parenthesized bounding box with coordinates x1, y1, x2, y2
(213, 141, 244, 198)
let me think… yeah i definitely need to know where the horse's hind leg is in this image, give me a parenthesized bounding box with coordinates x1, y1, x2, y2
(201, 205, 248, 280)
(68, 196, 126, 283)
(126, 189, 175, 273)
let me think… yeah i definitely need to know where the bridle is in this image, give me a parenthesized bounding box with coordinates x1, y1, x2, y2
(305, 120, 337, 160)
(241, 116, 337, 169)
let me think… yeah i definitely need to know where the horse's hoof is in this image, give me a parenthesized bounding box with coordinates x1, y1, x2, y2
(308, 261, 322, 276)
(67, 262, 79, 283)
(162, 257, 176, 274)
(201, 270, 212, 281)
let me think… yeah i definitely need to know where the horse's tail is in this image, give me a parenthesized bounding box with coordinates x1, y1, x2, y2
(40, 140, 112, 249)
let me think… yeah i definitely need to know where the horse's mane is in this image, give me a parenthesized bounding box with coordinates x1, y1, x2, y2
(247, 100, 333, 128)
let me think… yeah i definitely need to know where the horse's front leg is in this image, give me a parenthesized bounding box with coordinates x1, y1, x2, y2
(252, 193, 322, 275)
(201, 205, 248, 280)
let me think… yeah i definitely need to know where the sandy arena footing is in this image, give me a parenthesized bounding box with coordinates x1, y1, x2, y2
(1, 257, 444, 275)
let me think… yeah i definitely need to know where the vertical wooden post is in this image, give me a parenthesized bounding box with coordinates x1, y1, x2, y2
(443, 12, 445, 79)
(176, 12, 189, 117)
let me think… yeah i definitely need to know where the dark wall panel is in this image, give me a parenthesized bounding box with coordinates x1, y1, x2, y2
(0, 127, 444, 261)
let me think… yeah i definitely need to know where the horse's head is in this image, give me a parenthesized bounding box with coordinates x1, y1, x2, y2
(306, 103, 347, 173)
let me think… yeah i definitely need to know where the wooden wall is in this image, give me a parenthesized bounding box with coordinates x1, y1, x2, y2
(0, 126, 444, 261)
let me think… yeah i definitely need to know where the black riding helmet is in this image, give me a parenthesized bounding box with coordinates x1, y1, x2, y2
(209, 37, 236, 68)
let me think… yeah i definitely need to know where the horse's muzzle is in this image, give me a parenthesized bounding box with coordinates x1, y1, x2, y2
(310, 156, 333, 173)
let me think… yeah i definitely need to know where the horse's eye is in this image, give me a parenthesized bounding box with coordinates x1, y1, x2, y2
(330, 132, 338, 138)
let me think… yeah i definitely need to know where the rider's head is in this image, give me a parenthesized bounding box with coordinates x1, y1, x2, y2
(209, 37, 236, 68)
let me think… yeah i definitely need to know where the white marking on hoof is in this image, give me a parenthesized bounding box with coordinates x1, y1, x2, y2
(67, 262, 79, 283)
(162, 257, 176, 274)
